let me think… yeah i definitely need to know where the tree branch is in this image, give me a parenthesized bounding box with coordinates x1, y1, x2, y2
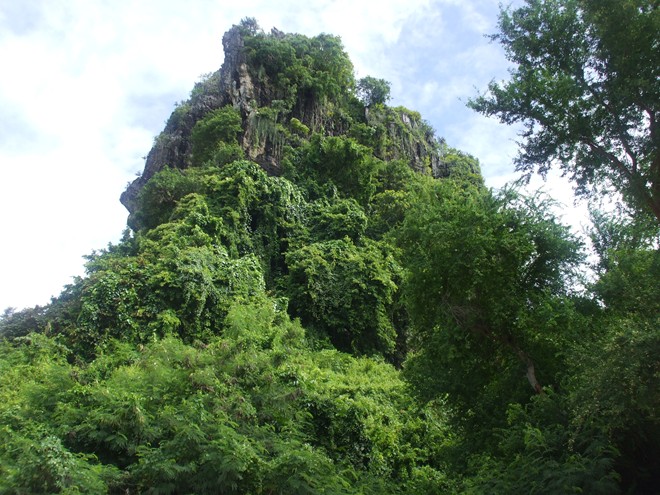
(582, 137, 634, 181)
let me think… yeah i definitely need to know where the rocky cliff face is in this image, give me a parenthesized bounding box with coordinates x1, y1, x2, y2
(121, 27, 241, 213)
(121, 24, 464, 216)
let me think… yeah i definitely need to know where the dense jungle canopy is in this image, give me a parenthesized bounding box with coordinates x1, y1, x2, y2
(1, 2, 658, 493)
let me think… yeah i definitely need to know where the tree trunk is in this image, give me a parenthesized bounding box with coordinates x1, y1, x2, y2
(522, 354, 544, 395)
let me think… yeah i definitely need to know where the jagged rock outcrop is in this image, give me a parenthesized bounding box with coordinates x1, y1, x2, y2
(121, 29, 241, 213)
(365, 106, 444, 176)
(121, 23, 458, 216)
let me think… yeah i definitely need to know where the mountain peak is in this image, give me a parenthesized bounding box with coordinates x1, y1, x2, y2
(121, 22, 467, 220)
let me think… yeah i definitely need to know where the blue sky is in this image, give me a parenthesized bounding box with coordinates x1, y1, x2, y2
(0, 0, 588, 310)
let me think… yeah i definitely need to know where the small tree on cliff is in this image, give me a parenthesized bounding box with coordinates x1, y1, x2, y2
(357, 76, 392, 107)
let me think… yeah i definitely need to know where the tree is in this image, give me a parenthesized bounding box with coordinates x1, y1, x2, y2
(238, 17, 261, 36)
(469, 0, 660, 222)
(357, 76, 392, 107)
(399, 178, 584, 436)
(190, 105, 243, 166)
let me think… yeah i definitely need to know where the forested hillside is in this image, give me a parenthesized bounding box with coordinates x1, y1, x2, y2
(1, 3, 658, 493)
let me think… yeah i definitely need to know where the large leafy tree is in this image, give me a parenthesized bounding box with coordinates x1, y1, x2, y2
(470, 0, 660, 222)
(399, 178, 584, 432)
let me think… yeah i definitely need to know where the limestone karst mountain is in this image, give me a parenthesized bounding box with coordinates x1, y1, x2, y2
(121, 22, 477, 222)
(3, 10, 652, 493)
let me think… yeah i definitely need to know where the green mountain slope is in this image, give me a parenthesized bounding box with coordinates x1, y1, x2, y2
(1, 16, 657, 494)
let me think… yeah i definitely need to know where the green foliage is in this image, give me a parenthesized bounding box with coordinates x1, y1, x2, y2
(132, 167, 201, 230)
(465, 396, 620, 494)
(302, 134, 379, 204)
(62, 194, 266, 355)
(400, 179, 583, 334)
(469, 0, 660, 223)
(439, 147, 483, 185)
(594, 247, 660, 316)
(361, 105, 440, 174)
(357, 76, 391, 107)
(9, 17, 659, 495)
(238, 16, 261, 36)
(0, 306, 48, 339)
(465, 6, 660, 487)
(289, 117, 310, 136)
(367, 189, 412, 240)
(286, 238, 399, 356)
(365, 159, 420, 239)
(568, 318, 660, 492)
(244, 30, 355, 107)
(306, 198, 368, 243)
(165, 101, 192, 130)
(0, 334, 122, 493)
(0, 304, 445, 493)
(196, 160, 309, 282)
(191, 105, 243, 166)
(400, 178, 585, 442)
(585, 213, 660, 492)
